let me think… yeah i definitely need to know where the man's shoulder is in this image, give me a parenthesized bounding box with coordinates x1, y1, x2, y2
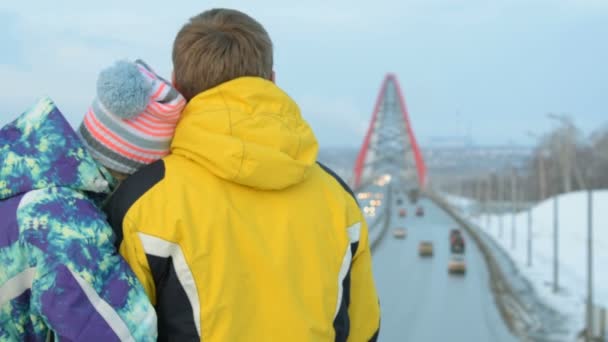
(315, 162, 357, 203)
(103, 160, 166, 243)
(111, 160, 165, 203)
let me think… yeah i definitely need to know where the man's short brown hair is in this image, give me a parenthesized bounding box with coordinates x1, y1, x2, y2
(172, 9, 273, 100)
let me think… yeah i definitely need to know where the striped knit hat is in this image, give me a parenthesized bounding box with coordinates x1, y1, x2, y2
(79, 59, 186, 175)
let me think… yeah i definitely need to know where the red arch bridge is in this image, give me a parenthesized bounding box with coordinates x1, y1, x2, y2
(349, 74, 517, 341)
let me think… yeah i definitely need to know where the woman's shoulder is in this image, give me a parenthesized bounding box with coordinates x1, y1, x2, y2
(16, 187, 113, 252)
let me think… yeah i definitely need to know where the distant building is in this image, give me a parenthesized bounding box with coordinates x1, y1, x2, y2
(318, 142, 533, 188)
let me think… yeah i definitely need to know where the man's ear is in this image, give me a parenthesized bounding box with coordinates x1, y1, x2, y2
(271, 70, 276, 83)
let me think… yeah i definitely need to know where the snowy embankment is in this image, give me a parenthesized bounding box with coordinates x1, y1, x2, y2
(446, 191, 608, 338)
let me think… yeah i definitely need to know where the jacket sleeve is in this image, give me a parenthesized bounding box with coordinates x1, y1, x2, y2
(29, 194, 157, 341)
(348, 217, 381, 342)
(103, 187, 157, 304)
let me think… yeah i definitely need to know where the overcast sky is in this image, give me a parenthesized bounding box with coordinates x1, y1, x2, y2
(1, 0, 606, 148)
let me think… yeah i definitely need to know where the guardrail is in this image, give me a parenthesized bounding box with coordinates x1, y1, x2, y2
(453, 194, 608, 341)
(367, 184, 393, 252)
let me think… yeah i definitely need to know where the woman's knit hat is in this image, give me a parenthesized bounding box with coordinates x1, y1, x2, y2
(79, 59, 186, 175)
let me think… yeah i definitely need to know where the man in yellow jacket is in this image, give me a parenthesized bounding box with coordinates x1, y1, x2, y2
(104, 8, 380, 342)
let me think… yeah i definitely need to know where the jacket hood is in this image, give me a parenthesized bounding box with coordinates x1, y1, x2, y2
(0, 97, 114, 200)
(171, 77, 319, 190)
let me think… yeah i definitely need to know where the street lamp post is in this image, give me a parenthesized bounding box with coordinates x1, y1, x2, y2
(547, 113, 572, 194)
(527, 206, 532, 267)
(526, 131, 547, 201)
(586, 190, 594, 341)
(538, 153, 547, 201)
(485, 176, 491, 229)
(546, 113, 588, 191)
(553, 194, 559, 293)
(543, 116, 567, 294)
(511, 167, 517, 250)
(498, 173, 504, 238)
(475, 177, 481, 222)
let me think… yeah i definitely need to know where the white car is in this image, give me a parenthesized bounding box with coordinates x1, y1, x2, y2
(418, 241, 433, 257)
(448, 255, 466, 275)
(393, 227, 407, 239)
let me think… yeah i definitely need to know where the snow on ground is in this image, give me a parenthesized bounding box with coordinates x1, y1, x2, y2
(445, 190, 608, 338)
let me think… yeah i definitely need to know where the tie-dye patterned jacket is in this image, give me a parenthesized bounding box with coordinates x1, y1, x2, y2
(0, 98, 156, 341)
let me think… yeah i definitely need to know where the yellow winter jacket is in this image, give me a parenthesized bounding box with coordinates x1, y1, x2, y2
(104, 77, 380, 342)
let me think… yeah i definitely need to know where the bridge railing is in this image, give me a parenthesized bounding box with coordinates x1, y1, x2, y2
(368, 183, 392, 252)
(353, 182, 393, 252)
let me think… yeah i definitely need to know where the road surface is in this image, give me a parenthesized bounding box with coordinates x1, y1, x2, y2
(370, 192, 516, 341)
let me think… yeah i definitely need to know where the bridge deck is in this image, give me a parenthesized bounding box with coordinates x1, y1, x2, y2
(370, 191, 515, 341)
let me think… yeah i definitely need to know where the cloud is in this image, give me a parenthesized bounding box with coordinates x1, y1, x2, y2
(0, 5, 178, 126)
(1, 0, 607, 145)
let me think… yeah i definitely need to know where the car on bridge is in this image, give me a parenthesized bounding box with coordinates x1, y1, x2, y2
(450, 229, 462, 241)
(399, 208, 407, 217)
(448, 255, 466, 275)
(415, 206, 424, 217)
(450, 230, 465, 254)
(393, 227, 407, 239)
(396, 198, 403, 205)
(418, 241, 433, 257)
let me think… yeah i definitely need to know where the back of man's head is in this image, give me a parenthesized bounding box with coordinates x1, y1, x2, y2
(172, 8, 273, 101)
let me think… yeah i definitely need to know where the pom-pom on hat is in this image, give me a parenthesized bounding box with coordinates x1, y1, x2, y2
(79, 59, 186, 175)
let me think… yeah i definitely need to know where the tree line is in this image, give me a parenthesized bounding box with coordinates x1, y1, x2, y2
(442, 119, 608, 203)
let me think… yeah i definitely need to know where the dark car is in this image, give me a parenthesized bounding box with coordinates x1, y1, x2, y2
(399, 208, 407, 217)
(416, 206, 424, 217)
(450, 231, 465, 254)
(450, 229, 461, 239)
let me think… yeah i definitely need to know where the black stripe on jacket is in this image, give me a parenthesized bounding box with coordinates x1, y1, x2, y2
(103, 160, 165, 248)
(317, 162, 357, 203)
(147, 255, 199, 341)
(333, 241, 360, 342)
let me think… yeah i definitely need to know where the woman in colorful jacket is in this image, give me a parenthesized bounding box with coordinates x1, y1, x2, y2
(0, 60, 185, 341)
